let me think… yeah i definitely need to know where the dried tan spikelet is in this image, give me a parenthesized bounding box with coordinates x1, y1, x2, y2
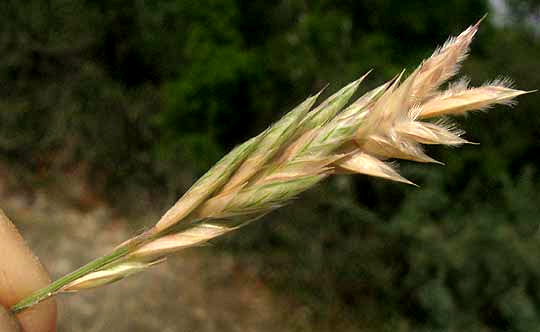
(357, 71, 406, 136)
(419, 81, 531, 118)
(360, 134, 442, 164)
(130, 224, 230, 261)
(337, 152, 416, 185)
(61, 260, 164, 292)
(394, 121, 469, 145)
(406, 17, 483, 104)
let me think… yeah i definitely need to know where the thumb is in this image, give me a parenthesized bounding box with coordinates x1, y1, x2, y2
(0, 210, 57, 331)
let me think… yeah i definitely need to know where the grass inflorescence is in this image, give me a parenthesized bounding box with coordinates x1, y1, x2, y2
(11, 18, 532, 314)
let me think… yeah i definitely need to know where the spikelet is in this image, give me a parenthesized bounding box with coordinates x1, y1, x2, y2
(130, 224, 230, 261)
(394, 120, 469, 146)
(337, 152, 415, 185)
(419, 79, 531, 118)
(407, 17, 483, 104)
(16, 20, 531, 302)
(61, 260, 164, 292)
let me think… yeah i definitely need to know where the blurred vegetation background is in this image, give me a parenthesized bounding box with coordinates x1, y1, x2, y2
(1, 0, 539, 331)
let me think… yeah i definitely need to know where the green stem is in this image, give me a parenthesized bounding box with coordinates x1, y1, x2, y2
(10, 246, 130, 314)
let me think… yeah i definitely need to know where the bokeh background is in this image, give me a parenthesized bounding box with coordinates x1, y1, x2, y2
(1, 0, 539, 331)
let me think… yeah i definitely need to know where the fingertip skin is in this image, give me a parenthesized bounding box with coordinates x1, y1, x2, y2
(0, 210, 57, 332)
(15, 299, 56, 332)
(0, 305, 21, 332)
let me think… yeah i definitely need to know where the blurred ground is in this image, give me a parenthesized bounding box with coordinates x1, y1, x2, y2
(0, 163, 324, 332)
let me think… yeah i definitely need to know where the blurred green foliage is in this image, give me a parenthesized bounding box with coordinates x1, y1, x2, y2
(1, 0, 539, 330)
